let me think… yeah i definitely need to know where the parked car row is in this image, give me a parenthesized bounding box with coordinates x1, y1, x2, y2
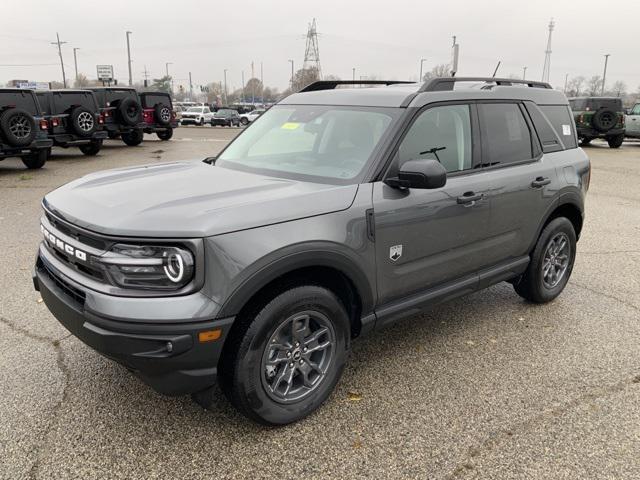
(0, 87, 178, 169)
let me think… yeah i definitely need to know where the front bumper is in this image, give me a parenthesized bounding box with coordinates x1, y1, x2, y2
(180, 117, 202, 125)
(33, 248, 233, 396)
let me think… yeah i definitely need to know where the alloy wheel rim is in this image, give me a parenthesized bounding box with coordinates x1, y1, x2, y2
(78, 112, 94, 131)
(542, 232, 570, 288)
(9, 115, 31, 138)
(261, 310, 335, 403)
(160, 107, 171, 122)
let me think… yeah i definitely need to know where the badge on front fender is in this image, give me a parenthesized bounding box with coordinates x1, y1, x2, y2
(389, 245, 402, 262)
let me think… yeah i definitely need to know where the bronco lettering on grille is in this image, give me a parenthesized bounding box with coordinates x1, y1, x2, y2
(41, 224, 88, 261)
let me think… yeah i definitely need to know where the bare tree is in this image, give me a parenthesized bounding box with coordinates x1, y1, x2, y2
(586, 75, 602, 96)
(566, 76, 585, 97)
(422, 64, 451, 81)
(609, 81, 627, 97)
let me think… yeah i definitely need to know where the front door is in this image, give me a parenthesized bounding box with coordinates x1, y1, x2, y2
(626, 103, 640, 137)
(373, 103, 494, 307)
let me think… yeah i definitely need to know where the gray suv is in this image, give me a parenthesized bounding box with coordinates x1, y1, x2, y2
(33, 77, 590, 425)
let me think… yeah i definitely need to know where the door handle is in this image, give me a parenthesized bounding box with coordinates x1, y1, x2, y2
(531, 177, 551, 188)
(457, 192, 483, 204)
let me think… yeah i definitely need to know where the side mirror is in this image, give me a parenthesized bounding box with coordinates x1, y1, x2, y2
(385, 159, 447, 189)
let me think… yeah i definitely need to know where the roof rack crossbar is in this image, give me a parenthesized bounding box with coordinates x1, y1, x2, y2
(300, 80, 414, 92)
(419, 77, 552, 92)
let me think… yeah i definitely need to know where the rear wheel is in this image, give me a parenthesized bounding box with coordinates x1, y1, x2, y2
(514, 217, 576, 303)
(607, 133, 624, 148)
(240, 117, 249, 126)
(157, 128, 173, 141)
(218, 285, 349, 425)
(21, 149, 48, 169)
(199, 118, 204, 126)
(78, 139, 102, 156)
(121, 129, 143, 146)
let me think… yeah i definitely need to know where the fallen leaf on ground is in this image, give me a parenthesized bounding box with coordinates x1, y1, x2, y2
(347, 391, 362, 402)
(37, 297, 43, 303)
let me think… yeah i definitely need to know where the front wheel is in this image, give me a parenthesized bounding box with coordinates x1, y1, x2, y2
(21, 149, 48, 169)
(218, 286, 350, 425)
(157, 128, 173, 141)
(199, 118, 204, 126)
(514, 217, 576, 303)
(607, 133, 624, 148)
(240, 117, 249, 126)
(121, 129, 144, 146)
(79, 139, 102, 156)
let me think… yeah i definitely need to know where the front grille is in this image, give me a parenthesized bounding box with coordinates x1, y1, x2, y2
(45, 212, 106, 250)
(39, 259, 86, 305)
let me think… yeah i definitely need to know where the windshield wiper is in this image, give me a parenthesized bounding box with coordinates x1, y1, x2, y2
(419, 146, 447, 163)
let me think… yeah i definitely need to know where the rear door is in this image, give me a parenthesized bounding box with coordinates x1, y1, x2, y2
(373, 103, 495, 307)
(478, 102, 558, 262)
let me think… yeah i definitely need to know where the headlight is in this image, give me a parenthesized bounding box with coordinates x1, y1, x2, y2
(93, 244, 195, 290)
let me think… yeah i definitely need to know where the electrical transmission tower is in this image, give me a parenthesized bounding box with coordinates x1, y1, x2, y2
(541, 18, 554, 83)
(303, 18, 322, 80)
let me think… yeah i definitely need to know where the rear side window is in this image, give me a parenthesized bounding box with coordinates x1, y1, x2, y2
(141, 94, 170, 108)
(479, 103, 533, 166)
(0, 91, 39, 114)
(36, 92, 51, 114)
(630, 104, 640, 115)
(539, 105, 577, 149)
(52, 92, 98, 113)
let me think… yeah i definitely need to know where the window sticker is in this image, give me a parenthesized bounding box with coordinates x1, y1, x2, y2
(281, 122, 300, 130)
(562, 124, 571, 136)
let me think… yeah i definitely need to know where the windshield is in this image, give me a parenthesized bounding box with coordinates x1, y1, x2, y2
(216, 105, 398, 184)
(187, 107, 203, 112)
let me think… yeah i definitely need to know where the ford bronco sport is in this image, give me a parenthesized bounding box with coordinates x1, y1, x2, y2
(34, 77, 589, 425)
(569, 96, 625, 148)
(139, 91, 178, 140)
(36, 89, 108, 156)
(88, 87, 145, 146)
(0, 88, 53, 169)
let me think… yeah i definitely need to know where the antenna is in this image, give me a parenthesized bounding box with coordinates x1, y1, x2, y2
(303, 18, 322, 80)
(542, 18, 555, 83)
(492, 61, 501, 78)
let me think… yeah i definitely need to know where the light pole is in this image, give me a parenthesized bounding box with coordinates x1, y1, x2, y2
(522, 66, 527, 80)
(352, 68, 355, 81)
(419, 58, 427, 82)
(564, 73, 569, 93)
(288, 59, 294, 91)
(601, 54, 610, 95)
(73, 47, 80, 84)
(126, 31, 133, 86)
(51, 33, 67, 88)
(241, 70, 245, 103)
(223, 69, 228, 106)
(165, 62, 173, 95)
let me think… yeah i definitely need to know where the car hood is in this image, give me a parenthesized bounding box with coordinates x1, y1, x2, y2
(43, 161, 358, 238)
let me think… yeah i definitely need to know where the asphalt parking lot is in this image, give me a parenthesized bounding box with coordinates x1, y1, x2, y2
(1, 127, 639, 479)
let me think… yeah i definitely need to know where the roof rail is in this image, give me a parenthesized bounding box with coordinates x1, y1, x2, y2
(300, 80, 413, 92)
(419, 77, 552, 92)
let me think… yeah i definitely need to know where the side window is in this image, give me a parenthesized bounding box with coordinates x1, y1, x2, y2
(631, 104, 640, 115)
(398, 104, 472, 173)
(479, 103, 533, 166)
(539, 105, 578, 149)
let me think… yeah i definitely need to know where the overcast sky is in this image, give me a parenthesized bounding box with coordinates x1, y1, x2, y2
(1, 0, 639, 92)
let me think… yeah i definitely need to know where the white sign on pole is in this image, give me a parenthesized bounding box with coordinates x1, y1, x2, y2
(17, 82, 50, 90)
(96, 65, 114, 81)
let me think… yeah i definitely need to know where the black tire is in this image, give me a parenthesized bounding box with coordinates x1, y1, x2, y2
(592, 109, 616, 132)
(514, 217, 576, 303)
(121, 129, 144, 146)
(117, 98, 142, 126)
(21, 149, 48, 169)
(157, 128, 173, 141)
(69, 106, 97, 137)
(580, 137, 592, 146)
(199, 118, 204, 126)
(0, 108, 37, 147)
(219, 285, 350, 425)
(78, 139, 102, 156)
(240, 117, 249, 126)
(154, 104, 172, 126)
(607, 133, 624, 149)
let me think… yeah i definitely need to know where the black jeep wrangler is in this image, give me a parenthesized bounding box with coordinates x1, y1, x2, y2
(88, 87, 145, 146)
(569, 97, 625, 148)
(36, 90, 108, 156)
(139, 91, 178, 140)
(0, 89, 53, 169)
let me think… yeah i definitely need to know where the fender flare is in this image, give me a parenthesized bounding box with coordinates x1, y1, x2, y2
(528, 190, 584, 252)
(217, 243, 375, 319)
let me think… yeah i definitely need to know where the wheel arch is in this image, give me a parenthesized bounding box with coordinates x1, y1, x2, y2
(530, 193, 584, 252)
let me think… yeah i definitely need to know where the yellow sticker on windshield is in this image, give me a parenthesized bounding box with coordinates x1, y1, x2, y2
(281, 122, 300, 130)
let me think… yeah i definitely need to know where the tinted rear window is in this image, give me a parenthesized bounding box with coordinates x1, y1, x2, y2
(0, 91, 39, 114)
(570, 98, 622, 111)
(52, 92, 98, 113)
(479, 103, 534, 166)
(141, 94, 171, 108)
(539, 105, 577, 149)
(105, 90, 137, 105)
(36, 92, 51, 114)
